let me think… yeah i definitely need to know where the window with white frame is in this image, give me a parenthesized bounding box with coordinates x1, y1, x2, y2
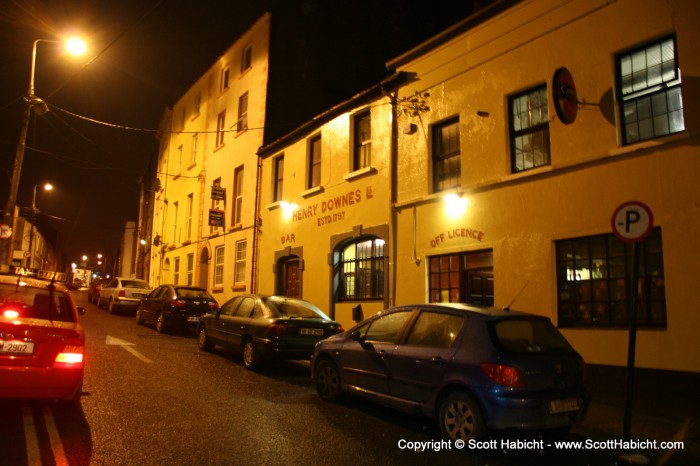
(617, 35, 685, 145)
(432, 117, 461, 192)
(190, 133, 198, 166)
(272, 155, 284, 203)
(353, 110, 371, 171)
(216, 111, 226, 147)
(234, 240, 247, 285)
(214, 245, 224, 287)
(241, 45, 252, 73)
(509, 85, 550, 173)
(237, 92, 248, 132)
(172, 201, 179, 244)
(233, 166, 244, 226)
(186, 253, 194, 286)
(174, 256, 180, 285)
(221, 66, 230, 93)
(308, 135, 322, 189)
(186, 193, 193, 240)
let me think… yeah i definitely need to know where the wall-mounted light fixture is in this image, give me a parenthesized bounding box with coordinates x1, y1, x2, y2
(280, 201, 299, 221)
(443, 192, 468, 219)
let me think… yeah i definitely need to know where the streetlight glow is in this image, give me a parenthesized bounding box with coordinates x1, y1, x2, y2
(65, 37, 87, 56)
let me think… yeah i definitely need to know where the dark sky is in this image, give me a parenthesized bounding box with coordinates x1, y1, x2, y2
(0, 0, 484, 266)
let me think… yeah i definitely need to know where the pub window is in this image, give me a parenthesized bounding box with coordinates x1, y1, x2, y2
(509, 85, 550, 173)
(616, 35, 685, 145)
(353, 110, 371, 171)
(432, 117, 460, 192)
(337, 237, 385, 300)
(556, 228, 666, 328)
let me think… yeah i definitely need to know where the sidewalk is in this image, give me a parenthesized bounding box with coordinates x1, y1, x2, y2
(569, 365, 700, 465)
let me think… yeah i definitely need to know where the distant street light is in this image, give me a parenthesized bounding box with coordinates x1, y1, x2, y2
(1, 37, 86, 267)
(26, 183, 54, 267)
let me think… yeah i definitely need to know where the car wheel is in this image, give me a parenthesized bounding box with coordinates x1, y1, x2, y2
(314, 359, 343, 402)
(438, 391, 487, 442)
(197, 326, 213, 351)
(242, 339, 258, 370)
(135, 308, 144, 325)
(156, 313, 167, 333)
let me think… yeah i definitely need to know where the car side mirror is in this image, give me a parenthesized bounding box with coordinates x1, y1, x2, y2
(350, 331, 365, 344)
(77, 306, 86, 316)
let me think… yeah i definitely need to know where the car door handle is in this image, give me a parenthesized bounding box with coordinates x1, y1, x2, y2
(431, 356, 445, 365)
(378, 350, 388, 359)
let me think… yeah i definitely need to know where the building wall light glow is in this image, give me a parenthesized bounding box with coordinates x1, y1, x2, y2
(444, 193, 468, 219)
(280, 201, 299, 221)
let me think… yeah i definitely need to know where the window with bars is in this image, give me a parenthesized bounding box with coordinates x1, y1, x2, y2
(617, 35, 685, 145)
(338, 237, 385, 300)
(432, 118, 460, 192)
(556, 228, 666, 328)
(509, 85, 550, 173)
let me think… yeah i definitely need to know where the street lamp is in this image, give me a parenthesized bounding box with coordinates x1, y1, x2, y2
(1, 37, 86, 267)
(26, 183, 53, 267)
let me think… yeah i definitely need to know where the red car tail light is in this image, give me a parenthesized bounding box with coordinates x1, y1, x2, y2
(170, 300, 187, 307)
(118, 290, 126, 298)
(265, 323, 286, 335)
(480, 363, 526, 388)
(208, 302, 219, 310)
(55, 339, 85, 366)
(335, 326, 345, 334)
(3, 308, 20, 319)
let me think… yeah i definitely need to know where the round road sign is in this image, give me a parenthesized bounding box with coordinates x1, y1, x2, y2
(0, 224, 12, 239)
(611, 201, 654, 243)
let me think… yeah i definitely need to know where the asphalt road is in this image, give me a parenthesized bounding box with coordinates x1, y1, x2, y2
(0, 290, 620, 466)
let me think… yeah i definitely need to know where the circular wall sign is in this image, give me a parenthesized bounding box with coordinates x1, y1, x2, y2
(611, 201, 654, 243)
(0, 224, 12, 239)
(553, 67, 578, 124)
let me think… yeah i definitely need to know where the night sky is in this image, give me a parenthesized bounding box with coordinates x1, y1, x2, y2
(0, 0, 486, 267)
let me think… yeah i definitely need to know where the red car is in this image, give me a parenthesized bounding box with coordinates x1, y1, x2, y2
(0, 266, 86, 404)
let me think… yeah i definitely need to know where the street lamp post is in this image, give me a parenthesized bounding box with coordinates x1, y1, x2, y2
(0, 38, 85, 267)
(26, 183, 53, 268)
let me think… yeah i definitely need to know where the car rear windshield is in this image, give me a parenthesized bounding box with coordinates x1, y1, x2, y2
(176, 288, 213, 299)
(122, 280, 149, 289)
(263, 297, 329, 320)
(491, 318, 573, 354)
(0, 284, 76, 323)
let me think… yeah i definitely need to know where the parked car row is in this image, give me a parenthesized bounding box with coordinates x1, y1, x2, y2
(91, 279, 591, 443)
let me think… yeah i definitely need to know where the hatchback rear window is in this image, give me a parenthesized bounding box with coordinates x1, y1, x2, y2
(0, 284, 76, 323)
(176, 288, 213, 299)
(264, 298, 328, 319)
(122, 280, 149, 288)
(492, 318, 573, 353)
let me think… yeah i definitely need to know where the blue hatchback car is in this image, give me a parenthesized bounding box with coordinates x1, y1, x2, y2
(311, 303, 590, 441)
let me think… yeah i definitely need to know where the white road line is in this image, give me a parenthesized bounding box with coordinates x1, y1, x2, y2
(121, 345, 153, 363)
(21, 406, 40, 465)
(43, 405, 69, 466)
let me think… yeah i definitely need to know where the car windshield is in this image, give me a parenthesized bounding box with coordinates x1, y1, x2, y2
(176, 288, 213, 299)
(263, 297, 329, 320)
(491, 318, 573, 353)
(0, 283, 75, 323)
(122, 280, 149, 289)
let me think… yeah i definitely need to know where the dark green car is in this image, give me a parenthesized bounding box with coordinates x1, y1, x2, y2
(196, 294, 343, 370)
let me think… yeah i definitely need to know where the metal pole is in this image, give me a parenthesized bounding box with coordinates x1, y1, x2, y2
(623, 241, 641, 440)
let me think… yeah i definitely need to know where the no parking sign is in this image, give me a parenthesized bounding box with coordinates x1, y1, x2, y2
(611, 201, 654, 243)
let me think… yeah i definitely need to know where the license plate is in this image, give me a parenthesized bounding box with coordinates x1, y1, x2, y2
(549, 398, 579, 414)
(300, 328, 324, 336)
(0, 340, 35, 355)
(187, 316, 200, 322)
(132, 293, 146, 298)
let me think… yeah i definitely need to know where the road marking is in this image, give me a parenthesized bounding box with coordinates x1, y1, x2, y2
(43, 405, 69, 466)
(22, 406, 40, 465)
(106, 335, 153, 363)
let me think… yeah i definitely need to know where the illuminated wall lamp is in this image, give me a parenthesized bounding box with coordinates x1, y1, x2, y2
(443, 193, 468, 219)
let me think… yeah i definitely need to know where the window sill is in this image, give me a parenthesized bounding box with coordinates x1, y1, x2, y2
(344, 166, 377, 181)
(231, 284, 246, 292)
(228, 224, 242, 232)
(266, 201, 282, 211)
(301, 186, 324, 198)
(211, 287, 224, 293)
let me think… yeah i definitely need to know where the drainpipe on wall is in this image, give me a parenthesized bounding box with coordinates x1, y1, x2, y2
(387, 89, 399, 309)
(251, 154, 263, 294)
